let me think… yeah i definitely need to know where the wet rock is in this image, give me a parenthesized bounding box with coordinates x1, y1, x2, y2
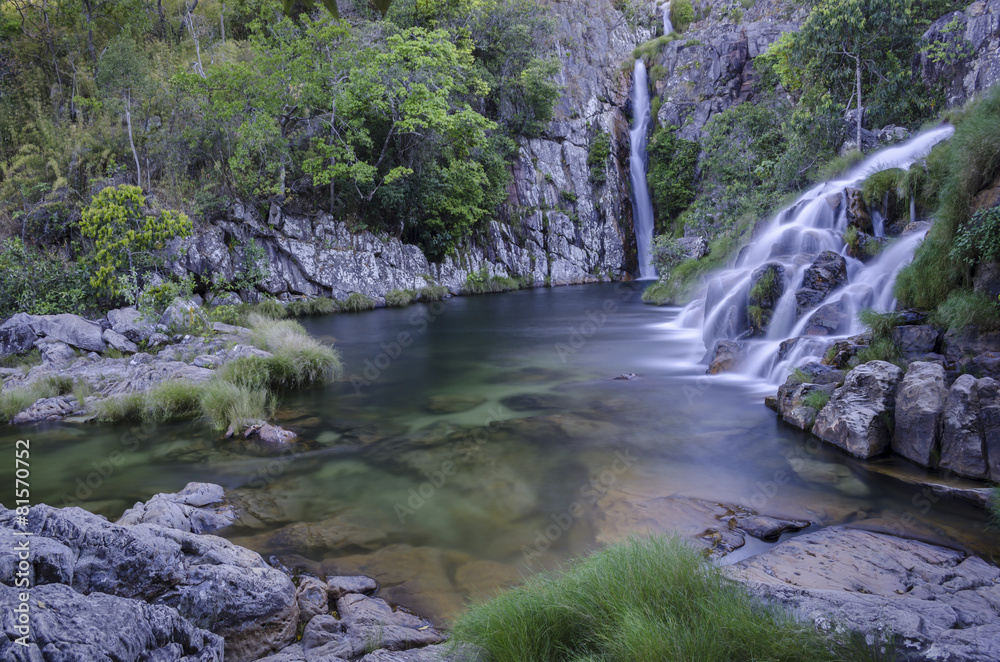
(731, 526, 1000, 662)
(747, 263, 786, 337)
(325, 575, 379, 600)
(10, 395, 79, 425)
(940, 374, 989, 479)
(812, 361, 904, 458)
(822, 335, 868, 369)
(359, 646, 451, 662)
(891, 324, 940, 357)
(104, 328, 139, 354)
(845, 188, 873, 233)
(892, 362, 947, 468)
(764, 394, 778, 411)
(424, 394, 487, 414)
(336, 593, 446, 653)
(613, 372, 638, 380)
(978, 378, 1000, 480)
(0, 582, 225, 662)
(795, 251, 847, 316)
(108, 306, 156, 343)
(734, 515, 810, 541)
(243, 422, 298, 445)
(804, 300, 851, 336)
(296, 576, 330, 626)
(117, 482, 236, 534)
(708, 340, 744, 375)
(775, 380, 833, 431)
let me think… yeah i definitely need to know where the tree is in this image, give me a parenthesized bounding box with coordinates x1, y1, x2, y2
(96, 30, 151, 186)
(80, 185, 191, 296)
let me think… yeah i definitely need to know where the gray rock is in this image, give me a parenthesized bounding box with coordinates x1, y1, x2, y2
(104, 328, 139, 354)
(795, 251, 847, 316)
(804, 299, 851, 336)
(707, 340, 744, 375)
(734, 515, 810, 540)
(36, 338, 77, 365)
(977, 377, 1000, 481)
(325, 576, 379, 600)
(891, 324, 940, 357)
(10, 395, 79, 425)
(148, 332, 171, 349)
(747, 263, 786, 337)
(296, 576, 330, 626)
(193, 353, 221, 368)
(227, 344, 273, 360)
(358, 646, 451, 662)
(0, 582, 224, 662)
(161, 298, 209, 332)
(4, 312, 106, 352)
(731, 526, 1000, 662)
(812, 361, 904, 458)
(893, 362, 948, 467)
(0, 313, 39, 356)
(775, 380, 833, 431)
(108, 306, 156, 343)
(117, 482, 236, 534)
(677, 236, 710, 260)
(253, 644, 308, 662)
(335, 593, 446, 655)
(243, 423, 297, 445)
(940, 374, 988, 479)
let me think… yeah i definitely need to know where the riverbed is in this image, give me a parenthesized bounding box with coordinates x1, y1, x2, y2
(2, 282, 997, 622)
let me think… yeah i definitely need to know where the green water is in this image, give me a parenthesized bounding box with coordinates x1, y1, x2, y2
(2, 283, 997, 621)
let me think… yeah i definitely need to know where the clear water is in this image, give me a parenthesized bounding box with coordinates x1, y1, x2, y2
(2, 283, 996, 622)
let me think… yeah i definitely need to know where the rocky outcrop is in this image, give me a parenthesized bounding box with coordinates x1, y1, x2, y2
(893, 362, 949, 467)
(916, 0, 1000, 108)
(803, 299, 851, 336)
(117, 482, 237, 534)
(0, 312, 106, 356)
(936, 374, 1000, 481)
(795, 251, 847, 316)
(812, 361, 904, 458)
(731, 526, 1000, 662)
(747, 263, 785, 336)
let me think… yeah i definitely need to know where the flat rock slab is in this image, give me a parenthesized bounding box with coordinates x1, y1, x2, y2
(730, 526, 1000, 662)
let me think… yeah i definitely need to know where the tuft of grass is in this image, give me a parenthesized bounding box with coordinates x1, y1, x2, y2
(246, 314, 343, 385)
(858, 309, 903, 342)
(92, 392, 147, 423)
(255, 298, 288, 319)
(199, 380, 274, 431)
(103, 346, 125, 359)
(73, 379, 95, 407)
(853, 338, 902, 366)
(803, 390, 831, 410)
(415, 285, 448, 302)
(788, 368, 810, 384)
(928, 290, 1000, 331)
(632, 34, 680, 61)
(285, 299, 311, 318)
(451, 535, 879, 662)
(0, 349, 42, 370)
(32, 375, 74, 398)
(338, 292, 376, 312)
(385, 289, 416, 308)
(0, 388, 37, 423)
(285, 297, 337, 317)
(146, 380, 204, 422)
(641, 280, 673, 305)
(816, 149, 864, 181)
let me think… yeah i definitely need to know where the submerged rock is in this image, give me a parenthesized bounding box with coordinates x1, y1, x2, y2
(812, 361, 903, 458)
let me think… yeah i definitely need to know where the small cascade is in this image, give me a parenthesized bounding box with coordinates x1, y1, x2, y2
(675, 125, 954, 385)
(629, 59, 657, 279)
(662, 1, 674, 34)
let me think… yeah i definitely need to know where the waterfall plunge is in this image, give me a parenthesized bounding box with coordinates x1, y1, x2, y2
(673, 125, 954, 385)
(630, 59, 657, 279)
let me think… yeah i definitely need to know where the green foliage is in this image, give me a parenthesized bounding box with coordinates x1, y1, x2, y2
(632, 34, 679, 60)
(928, 290, 1000, 331)
(339, 292, 376, 312)
(920, 16, 974, 64)
(642, 231, 743, 306)
(199, 380, 274, 431)
(989, 489, 1000, 530)
(146, 380, 205, 422)
(463, 267, 530, 295)
(640, 280, 673, 305)
(286, 297, 337, 317)
(647, 127, 699, 232)
(415, 285, 449, 302)
(247, 313, 344, 384)
(896, 86, 1000, 309)
(650, 236, 687, 277)
(816, 150, 865, 181)
(670, 0, 696, 32)
(750, 269, 779, 301)
(587, 132, 612, 185)
(452, 535, 881, 662)
(385, 289, 416, 307)
(803, 390, 831, 410)
(858, 309, 903, 342)
(951, 206, 1000, 266)
(210, 304, 252, 327)
(789, 368, 811, 384)
(92, 393, 147, 423)
(255, 299, 288, 319)
(853, 338, 903, 365)
(0, 349, 42, 371)
(79, 185, 191, 297)
(0, 238, 98, 318)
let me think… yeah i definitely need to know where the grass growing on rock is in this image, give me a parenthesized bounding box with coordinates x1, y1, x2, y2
(199, 381, 274, 431)
(92, 392, 147, 423)
(451, 536, 871, 662)
(0, 388, 38, 423)
(385, 289, 416, 307)
(803, 390, 831, 410)
(255, 298, 288, 319)
(928, 290, 1000, 331)
(286, 297, 337, 317)
(415, 285, 449, 302)
(642, 231, 745, 305)
(0, 348, 42, 370)
(146, 380, 205, 421)
(339, 292, 376, 312)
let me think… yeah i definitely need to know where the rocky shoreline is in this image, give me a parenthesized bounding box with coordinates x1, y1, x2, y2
(3, 483, 999, 661)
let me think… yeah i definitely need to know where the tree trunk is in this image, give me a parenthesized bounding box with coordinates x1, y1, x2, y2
(184, 2, 205, 78)
(84, 0, 97, 69)
(855, 58, 862, 153)
(157, 0, 167, 39)
(125, 92, 142, 187)
(329, 98, 336, 214)
(220, 2, 225, 43)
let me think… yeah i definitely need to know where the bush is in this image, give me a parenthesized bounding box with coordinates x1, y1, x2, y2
(929, 290, 1000, 331)
(0, 238, 98, 318)
(587, 132, 612, 184)
(950, 206, 1000, 266)
(452, 535, 874, 662)
(339, 292, 376, 312)
(199, 380, 274, 431)
(146, 380, 204, 421)
(670, 0, 695, 32)
(650, 235, 688, 276)
(647, 127, 699, 232)
(385, 289, 415, 307)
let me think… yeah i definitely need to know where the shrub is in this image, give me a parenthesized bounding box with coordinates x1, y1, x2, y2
(451, 535, 872, 662)
(650, 235, 688, 276)
(0, 238, 98, 318)
(199, 380, 274, 431)
(950, 206, 1000, 266)
(415, 285, 449, 302)
(803, 390, 831, 410)
(587, 132, 611, 184)
(929, 290, 1000, 331)
(146, 379, 204, 421)
(339, 292, 376, 312)
(647, 127, 699, 232)
(255, 298, 287, 319)
(385, 289, 415, 307)
(670, 0, 695, 32)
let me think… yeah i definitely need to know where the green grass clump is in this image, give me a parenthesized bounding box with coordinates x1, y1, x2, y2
(338, 292, 376, 312)
(0, 388, 37, 423)
(463, 271, 531, 295)
(632, 34, 679, 61)
(385, 289, 415, 307)
(928, 290, 1000, 331)
(416, 285, 449, 302)
(451, 536, 872, 662)
(853, 337, 902, 366)
(255, 298, 288, 319)
(0, 349, 42, 370)
(816, 149, 864, 181)
(92, 392, 147, 423)
(788, 367, 810, 384)
(803, 390, 831, 410)
(210, 303, 252, 327)
(73, 379, 95, 407)
(285, 297, 337, 317)
(246, 314, 343, 385)
(146, 380, 204, 421)
(640, 280, 674, 305)
(199, 380, 274, 431)
(858, 309, 903, 342)
(32, 375, 75, 398)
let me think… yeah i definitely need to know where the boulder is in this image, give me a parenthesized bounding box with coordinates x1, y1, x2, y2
(892, 362, 948, 467)
(795, 251, 847, 316)
(804, 300, 851, 335)
(940, 374, 988, 479)
(0, 582, 224, 662)
(730, 526, 1000, 662)
(161, 298, 209, 331)
(776, 378, 834, 431)
(973, 261, 1000, 299)
(295, 576, 330, 627)
(117, 482, 236, 534)
(891, 324, 940, 357)
(104, 328, 139, 354)
(746, 263, 786, 337)
(845, 187, 873, 233)
(978, 378, 1000, 481)
(36, 338, 77, 365)
(733, 515, 809, 541)
(108, 306, 156, 343)
(676, 236, 710, 260)
(0, 313, 38, 356)
(812, 361, 904, 458)
(325, 575, 379, 600)
(28, 313, 107, 352)
(707, 340, 744, 375)
(10, 395, 79, 425)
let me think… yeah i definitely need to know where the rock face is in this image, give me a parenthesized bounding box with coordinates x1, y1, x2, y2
(812, 361, 904, 458)
(795, 251, 847, 316)
(915, 0, 1000, 108)
(0, 503, 299, 662)
(893, 362, 948, 467)
(938, 374, 1000, 480)
(0, 312, 106, 356)
(733, 526, 1000, 662)
(892, 324, 941, 357)
(108, 306, 156, 343)
(804, 300, 851, 336)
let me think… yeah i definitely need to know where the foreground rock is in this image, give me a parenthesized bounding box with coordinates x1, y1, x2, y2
(812, 361, 904, 458)
(731, 526, 1000, 662)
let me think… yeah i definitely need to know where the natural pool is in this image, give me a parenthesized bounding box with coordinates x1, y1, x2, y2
(3, 282, 997, 622)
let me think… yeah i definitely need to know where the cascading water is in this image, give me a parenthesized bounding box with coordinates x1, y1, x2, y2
(662, 1, 674, 34)
(630, 59, 657, 279)
(673, 125, 954, 386)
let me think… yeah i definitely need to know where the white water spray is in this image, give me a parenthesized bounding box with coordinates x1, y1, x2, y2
(630, 59, 657, 279)
(673, 125, 954, 385)
(662, 1, 674, 34)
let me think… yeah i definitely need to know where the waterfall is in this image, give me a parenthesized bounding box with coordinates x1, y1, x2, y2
(662, 1, 674, 34)
(674, 125, 954, 385)
(629, 59, 657, 279)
